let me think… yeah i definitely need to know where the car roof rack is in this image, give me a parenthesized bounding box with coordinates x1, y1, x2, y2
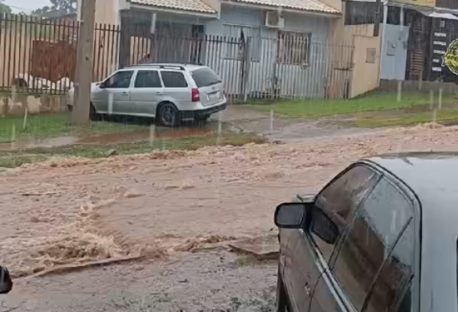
(131, 64, 185, 70)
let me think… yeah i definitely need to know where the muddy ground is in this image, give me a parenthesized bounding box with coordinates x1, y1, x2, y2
(1, 118, 458, 311)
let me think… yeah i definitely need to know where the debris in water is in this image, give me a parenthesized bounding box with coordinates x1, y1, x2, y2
(174, 235, 236, 252)
(123, 190, 144, 198)
(229, 235, 279, 260)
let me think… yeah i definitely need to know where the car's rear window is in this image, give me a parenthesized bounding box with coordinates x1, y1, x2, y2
(191, 68, 221, 88)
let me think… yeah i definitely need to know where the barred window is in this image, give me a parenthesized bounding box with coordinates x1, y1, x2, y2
(277, 31, 311, 66)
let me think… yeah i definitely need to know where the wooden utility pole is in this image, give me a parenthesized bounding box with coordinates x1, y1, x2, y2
(72, 0, 96, 125)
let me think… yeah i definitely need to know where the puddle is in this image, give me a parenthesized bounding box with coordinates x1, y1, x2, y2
(0, 136, 78, 151)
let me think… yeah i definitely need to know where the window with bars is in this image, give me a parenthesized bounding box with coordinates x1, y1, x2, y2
(277, 31, 311, 66)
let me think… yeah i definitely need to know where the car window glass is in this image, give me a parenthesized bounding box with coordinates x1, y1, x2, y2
(364, 221, 414, 312)
(331, 178, 414, 311)
(134, 71, 162, 88)
(161, 71, 188, 88)
(192, 68, 221, 87)
(311, 165, 378, 261)
(105, 71, 133, 88)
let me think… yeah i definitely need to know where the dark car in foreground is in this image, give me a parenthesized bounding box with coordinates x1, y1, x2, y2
(275, 153, 458, 312)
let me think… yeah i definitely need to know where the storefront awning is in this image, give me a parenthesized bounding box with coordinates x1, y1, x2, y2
(426, 12, 458, 20)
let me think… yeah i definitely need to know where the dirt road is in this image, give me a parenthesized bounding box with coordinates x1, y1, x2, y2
(1, 122, 457, 310)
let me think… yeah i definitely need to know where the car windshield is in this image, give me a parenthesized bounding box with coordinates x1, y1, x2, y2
(191, 68, 222, 87)
(0, 0, 456, 310)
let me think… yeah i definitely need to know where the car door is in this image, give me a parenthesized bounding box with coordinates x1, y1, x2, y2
(283, 164, 380, 312)
(310, 173, 419, 312)
(130, 70, 164, 116)
(160, 70, 190, 109)
(93, 70, 134, 114)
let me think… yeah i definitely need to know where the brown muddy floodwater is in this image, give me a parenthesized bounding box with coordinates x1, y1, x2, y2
(0, 122, 456, 280)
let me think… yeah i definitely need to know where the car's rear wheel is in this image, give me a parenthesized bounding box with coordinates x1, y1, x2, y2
(158, 102, 179, 127)
(277, 267, 289, 312)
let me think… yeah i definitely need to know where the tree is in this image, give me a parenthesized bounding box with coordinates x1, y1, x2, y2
(50, 0, 77, 13)
(33, 0, 77, 17)
(0, 0, 12, 15)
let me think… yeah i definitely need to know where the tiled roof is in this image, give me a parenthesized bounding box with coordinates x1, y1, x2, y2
(130, 0, 216, 14)
(230, 0, 340, 14)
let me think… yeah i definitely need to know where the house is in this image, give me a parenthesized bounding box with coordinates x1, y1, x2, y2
(79, 0, 383, 99)
(351, 0, 458, 85)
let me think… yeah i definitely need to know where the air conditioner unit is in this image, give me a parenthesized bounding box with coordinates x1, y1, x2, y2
(265, 11, 284, 28)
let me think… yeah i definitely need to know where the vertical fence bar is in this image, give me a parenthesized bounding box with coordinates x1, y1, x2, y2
(11, 15, 18, 91)
(264, 36, 271, 99)
(99, 24, 104, 80)
(0, 14, 5, 90)
(114, 25, 120, 72)
(108, 24, 115, 75)
(93, 24, 99, 81)
(32, 15, 38, 92)
(102, 24, 109, 79)
(228, 36, 234, 101)
(268, 36, 272, 100)
(57, 19, 64, 93)
(92, 24, 98, 80)
(208, 35, 213, 73)
(7, 15, 13, 92)
(62, 20, 68, 91)
(71, 19, 78, 90)
(285, 34, 290, 99)
(0, 14, 4, 90)
(46, 18, 52, 93)
(16, 14, 23, 93)
(25, 15, 32, 93)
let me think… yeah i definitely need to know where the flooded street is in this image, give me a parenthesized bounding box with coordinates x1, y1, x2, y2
(0, 121, 457, 310)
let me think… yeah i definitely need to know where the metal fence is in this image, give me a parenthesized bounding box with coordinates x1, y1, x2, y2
(0, 14, 119, 95)
(0, 13, 354, 100)
(123, 32, 354, 101)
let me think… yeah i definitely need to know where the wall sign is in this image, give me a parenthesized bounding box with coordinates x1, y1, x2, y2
(444, 39, 458, 75)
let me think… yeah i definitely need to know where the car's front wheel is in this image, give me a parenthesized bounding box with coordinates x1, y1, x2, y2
(89, 103, 100, 121)
(277, 267, 289, 312)
(158, 102, 179, 127)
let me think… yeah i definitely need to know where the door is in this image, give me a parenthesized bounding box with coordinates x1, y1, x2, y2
(130, 70, 164, 116)
(93, 70, 134, 114)
(310, 175, 418, 312)
(159, 71, 190, 109)
(283, 165, 379, 312)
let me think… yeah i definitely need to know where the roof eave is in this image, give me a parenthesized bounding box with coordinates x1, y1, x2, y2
(130, 3, 217, 17)
(222, 0, 341, 17)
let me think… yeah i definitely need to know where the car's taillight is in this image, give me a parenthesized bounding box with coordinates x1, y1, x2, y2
(192, 88, 200, 102)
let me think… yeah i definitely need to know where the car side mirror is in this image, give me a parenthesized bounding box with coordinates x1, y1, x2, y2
(98, 81, 106, 89)
(311, 208, 339, 244)
(0, 266, 13, 294)
(275, 203, 308, 228)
